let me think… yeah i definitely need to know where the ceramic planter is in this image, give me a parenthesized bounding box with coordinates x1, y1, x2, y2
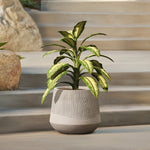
(50, 86, 100, 134)
(0, 50, 21, 90)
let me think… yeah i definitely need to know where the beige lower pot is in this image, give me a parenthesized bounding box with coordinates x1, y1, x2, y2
(50, 86, 100, 134)
(0, 50, 21, 90)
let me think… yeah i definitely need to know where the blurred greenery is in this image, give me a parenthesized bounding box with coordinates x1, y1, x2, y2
(19, 0, 40, 10)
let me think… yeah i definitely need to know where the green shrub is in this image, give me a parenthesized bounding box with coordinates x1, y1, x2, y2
(19, 0, 40, 10)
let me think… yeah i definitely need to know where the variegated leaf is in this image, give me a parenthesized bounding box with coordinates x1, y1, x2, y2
(79, 60, 93, 74)
(47, 71, 68, 87)
(54, 56, 66, 64)
(92, 73, 108, 92)
(91, 60, 102, 68)
(60, 37, 75, 48)
(41, 85, 56, 104)
(59, 31, 74, 39)
(42, 43, 66, 48)
(81, 76, 99, 98)
(43, 50, 60, 57)
(41, 70, 68, 104)
(83, 45, 100, 57)
(81, 33, 106, 45)
(73, 21, 86, 39)
(47, 63, 69, 79)
(84, 54, 96, 60)
(101, 54, 114, 62)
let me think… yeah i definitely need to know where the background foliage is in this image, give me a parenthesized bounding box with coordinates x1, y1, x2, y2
(19, 0, 41, 10)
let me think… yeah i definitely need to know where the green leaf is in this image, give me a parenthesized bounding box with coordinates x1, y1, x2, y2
(97, 68, 111, 81)
(73, 21, 86, 39)
(82, 45, 100, 57)
(47, 63, 69, 79)
(91, 60, 102, 68)
(81, 33, 106, 45)
(84, 54, 96, 60)
(91, 60, 111, 80)
(54, 56, 66, 64)
(59, 31, 74, 39)
(92, 73, 108, 92)
(42, 70, 68, 104)
(101, 54, 114, 62)
(81, 76, 99, 98)
(43, 50, 60, 57)
(0, 42, 7, 48)
(60, 49, 71, 56)
(17, 55, 25, 60)
(60, 37, 75, 48)
(79, 60, 93, 74)
(41, 86, 55, 104)
(47, 70, 68, 87)
(42, 43, 66, 48)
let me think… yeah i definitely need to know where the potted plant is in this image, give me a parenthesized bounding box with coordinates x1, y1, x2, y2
(0, 42, 22, 90)
(42, 21, 113, 134)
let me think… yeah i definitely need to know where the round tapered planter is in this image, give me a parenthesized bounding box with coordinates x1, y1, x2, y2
(50, 86, 100, 134)
(0, 50, 21, 90)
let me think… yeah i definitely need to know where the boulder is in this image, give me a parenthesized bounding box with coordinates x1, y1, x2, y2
(0, 0, 42, 52)
(0, 50, 21, 90)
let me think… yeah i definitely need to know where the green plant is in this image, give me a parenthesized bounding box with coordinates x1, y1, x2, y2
(41, 21, 113, 104)
(0, 42, 7, 50)
(19, 0, 40, 10)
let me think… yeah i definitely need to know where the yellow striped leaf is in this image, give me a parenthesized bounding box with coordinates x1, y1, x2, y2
(73, 21, 86, 39)
(83, 45, 100, 57)
(81, 76, 99, 98)
(47, 63, 68, 79)
(92, 73, 108, 92)
(79, 60, 93, 73)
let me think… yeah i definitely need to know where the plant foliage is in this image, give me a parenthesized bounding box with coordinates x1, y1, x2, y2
(19, 0, 40, 10)
(41, 21, 113, 104)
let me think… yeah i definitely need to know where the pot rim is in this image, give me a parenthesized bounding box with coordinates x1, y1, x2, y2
(54, 86, 90, 91)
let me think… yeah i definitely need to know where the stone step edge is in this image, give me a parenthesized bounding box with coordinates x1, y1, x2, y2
(38, 23, 150, 28)
(1, 105, 150, 117)
(43, 37, 150, 41)
(1, 86, 150, 96)
(28, 11, 150, 15)
(1, 105, 150, 134)
(41, 0, 150, 2)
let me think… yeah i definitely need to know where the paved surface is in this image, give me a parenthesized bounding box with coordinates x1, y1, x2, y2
(0, 125, 150, 150)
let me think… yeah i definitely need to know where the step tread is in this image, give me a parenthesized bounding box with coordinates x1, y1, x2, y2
(1, 105, 150, 117)
(17, 51, 150, 74)
(29, 11, 150, 15)
(42, 37, 150, 41)
(38, 23, 150, 28)
(1, 86, 150, 96)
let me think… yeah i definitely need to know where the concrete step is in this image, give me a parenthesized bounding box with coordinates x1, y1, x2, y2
(1, 125, 150, 150)
(0, 89, 51, 109)
(41, 1, 150, 13)
(1, 105, 150, 133)
(18, 51, 150, 87)
(38, 25, 150, 39)
(1, 86, 150, 109)
(18, 51, 150, 74)
(29, 11, 150, 26)
(43, 37, 150, 51)
(19, 72, 150, 88)
(38, 24, 150, 39)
